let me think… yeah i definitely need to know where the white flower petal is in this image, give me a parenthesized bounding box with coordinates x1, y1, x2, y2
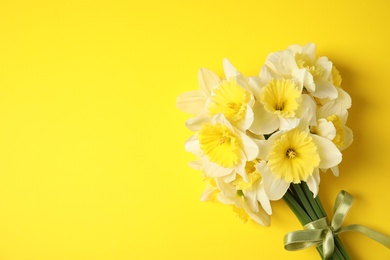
(279, 117, 299, 131)
(188, 159, 202, 170)
(223, 58, 240, 78)
(217, 193, 239, 207)
(248, 76, 262, 101)
(198, 68, 220, 95)
(202, 157, 234, 178)
(336, 87, 352, 109)
(244, 189, 258, 212)
(243, 198, 270, 226)
(257, 183, 272, 215)
(216, 178, 236, 197)
(341, 126, 353, 151)
(222, 172, 236, 183)
(313, 80, 338, 99)
(296, 94, 317, 130)
(200, 187, 218, 201)
(301, 43, 317, 61)
(176, 90, 207, 114)
(256, 161, 289, 200)
(306, 168, 320, 198)
(184, 134, 202, 156)
(311, 134, 342, 169)
(239, 131, 259, 161)
(331, 165, 339, 177)
(249, 102, 279, 135)
(256, 131, 284, 160)
(316, 118, 337, 140)
(185, 113, 211, 131)
(316, 56, 332, 80)
(238, 105, 254, 131)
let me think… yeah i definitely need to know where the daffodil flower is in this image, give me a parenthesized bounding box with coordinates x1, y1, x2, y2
(310, 102, 353, 176)
(176, 59, 261, 132)
(214, 177, 270, 226)
(255, 128, 342, 200)
(263, 43, 338, 100)
(185, 114, 259, 182)
(249, 69, 317, 135)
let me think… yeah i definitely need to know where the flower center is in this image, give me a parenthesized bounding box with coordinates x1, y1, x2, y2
(326, 114, 346, 149)
(232, 160, 261, 191)
(208, 79, 250, 123)
(268, 129, 320, 183)
(286, 148, 297, 159)
(295, 53, 323, 79)
(260, 78, 301, 118)
(198, 123, 241, 168)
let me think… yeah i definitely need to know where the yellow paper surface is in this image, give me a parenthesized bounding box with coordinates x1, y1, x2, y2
(0, 0, 389, 259)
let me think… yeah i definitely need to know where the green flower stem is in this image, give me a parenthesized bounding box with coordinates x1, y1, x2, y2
(300, 183, 325, 218)
(291, 183, 318, 220)
(283, 190, 311, 225)
(335, 236, 351, 259)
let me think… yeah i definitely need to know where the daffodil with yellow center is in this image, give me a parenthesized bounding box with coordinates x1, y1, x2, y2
(177, 58, 257, 132)
(208, 79, 252, 126)
(262, 43, 338, 100)
(185, 114, 259, 181)
(261, 78, 301, 118)
(268, 129, 320, 183)
(249, 76, 316, 135)
(256, 128, 342, 200)
(198, 123, 241, 168)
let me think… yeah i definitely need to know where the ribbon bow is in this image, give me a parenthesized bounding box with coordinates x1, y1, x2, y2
(284, 190, 390, 259)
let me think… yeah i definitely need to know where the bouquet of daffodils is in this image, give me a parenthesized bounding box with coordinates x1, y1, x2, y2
(177, 43, 390, 259)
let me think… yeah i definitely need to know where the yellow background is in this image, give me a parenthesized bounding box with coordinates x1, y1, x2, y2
(0, 0, 389, 259)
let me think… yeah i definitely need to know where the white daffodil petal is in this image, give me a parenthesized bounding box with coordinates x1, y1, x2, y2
(216, 178, 237, 198)
(337, 87, 352, 109)
(217, 193, 238, 206)
(250, 102, 279, 135)
(316, 56, 332, 79)
(200, 187, 218, 201)
(184, 135, 202, 156)
(331, 165, 339, 177)
(257, 183, 272, 215)
(202, 157, 234, 178)
(316, 118, 337, 140)
(256, 131, 284, 160)
(223, 58, 240, 78)
(243, 198, 270, 226)
(244, 189, 259, 213)
(256, 161, 289, 200)
(279, 117, 300, 131)
(198, 68, 220, 95)
(176, 90, 207, 114)
(311, 134, 342, 169)
(239, 131, 259, 161)
(185, 113, 211, 131)
(239, 105, 254, 132)
(296, 94, 317, 129)
(222, 172, 236, 183)
(306, 168, 320, 198)
(188, 159, 202, 170)
(248, 76, 262, 101)
(301, 43, 317, 61)
(342, 126, 353, 151)
(313, 80, 338, 99)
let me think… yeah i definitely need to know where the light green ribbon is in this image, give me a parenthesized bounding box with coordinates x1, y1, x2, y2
(284, 190, 390, 259)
